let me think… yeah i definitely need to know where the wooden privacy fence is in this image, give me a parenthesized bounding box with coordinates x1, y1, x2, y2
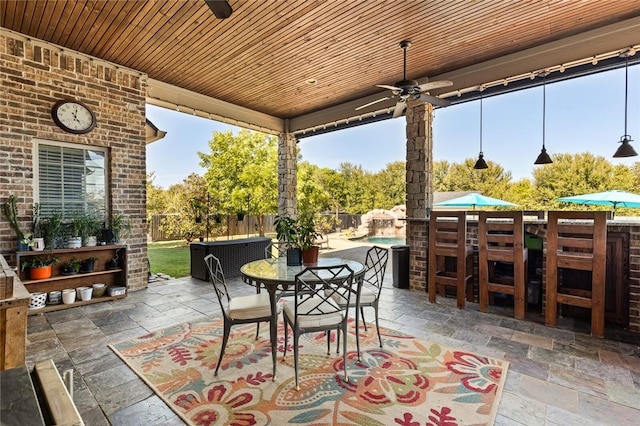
(148, 213, 362, 242)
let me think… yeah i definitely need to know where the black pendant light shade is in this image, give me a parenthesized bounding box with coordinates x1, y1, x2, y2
(614, 135, 638, 157)
(473, 89, 488, 169)
(534, 72, 553, 165)
(613, 52, 637, 158)
(474, 152, 488, 169)
(534, 147, 553, 164)
(205, 0, 233, 19)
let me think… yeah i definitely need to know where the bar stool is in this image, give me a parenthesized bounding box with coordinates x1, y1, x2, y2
(428, 211, 474, 309)
(478, 211, 528, 320)
(545, 211, 607, 338)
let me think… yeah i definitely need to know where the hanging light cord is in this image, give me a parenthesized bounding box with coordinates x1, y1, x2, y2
(479, 90, 483, 153)
(624, 54, 629, 137)
(542, 73, 546, 149)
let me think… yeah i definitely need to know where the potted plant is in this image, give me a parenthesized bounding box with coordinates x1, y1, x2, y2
(21, 255, 59, 280)
(80, 211, 102, 246)
(66, 212, 84, 248)
(297, 214, 321, 265)
(39, 212, 64, 249)
(2, 194, 27, 250)
(62, 257, 81, 275)
(109, 212, 131, 243)
(274, 215, 302, 265)
(106, 249, 123, 270)
(274, 214, 321, 265)
(80, 256, 99, 273)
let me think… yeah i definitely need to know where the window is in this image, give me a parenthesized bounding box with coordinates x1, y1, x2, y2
(36, 141, 108, 218)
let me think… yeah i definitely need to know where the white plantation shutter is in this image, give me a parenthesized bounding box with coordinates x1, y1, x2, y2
(37, 143, 107, 217)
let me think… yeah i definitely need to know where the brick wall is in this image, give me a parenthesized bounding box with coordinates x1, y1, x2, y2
(0, 33, 148, 291)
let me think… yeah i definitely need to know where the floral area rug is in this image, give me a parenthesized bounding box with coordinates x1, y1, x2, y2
(110, 318, 508, 425)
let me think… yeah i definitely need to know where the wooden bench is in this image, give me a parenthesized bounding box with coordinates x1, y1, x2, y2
(34, 359, 84, 425)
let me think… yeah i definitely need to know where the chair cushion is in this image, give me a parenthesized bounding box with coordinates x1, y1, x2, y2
(283, 297, 345, 328)
(228, 293, 278, 320)
(328, 286, 377, 306)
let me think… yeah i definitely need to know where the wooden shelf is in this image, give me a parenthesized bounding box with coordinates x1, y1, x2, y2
(22, 269, 124, 286)
(17, 245, 127, 313)
(27, 295, 126, 315)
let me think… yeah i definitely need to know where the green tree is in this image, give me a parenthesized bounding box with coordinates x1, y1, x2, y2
(532, 152, 634, 210)
(370, 161, 406, 209)
(146, 172, 169, 222)
(160, 173, 208, 242)
(199, 130, 278, 236)
(436, 158, 513, 198)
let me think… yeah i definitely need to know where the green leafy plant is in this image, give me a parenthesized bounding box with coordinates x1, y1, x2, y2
(109, 212, 132, 242)
(297, 214, 320, 250)
(39, 212, 64, 249)
(274, 214, 320, 250)
(2, 194, 25, 241)
(20, 255, 59, 271)
(63, 257, 81, 274)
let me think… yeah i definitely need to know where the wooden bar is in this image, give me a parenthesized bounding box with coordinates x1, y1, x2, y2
(0, 255, 29, 371)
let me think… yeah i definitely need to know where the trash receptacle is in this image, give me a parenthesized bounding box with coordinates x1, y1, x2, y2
(391, 245, 410, 289)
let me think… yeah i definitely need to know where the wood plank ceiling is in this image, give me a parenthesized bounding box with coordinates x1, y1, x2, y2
(2, 0, 640, 134)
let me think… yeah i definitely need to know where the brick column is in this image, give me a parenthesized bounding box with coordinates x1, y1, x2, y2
(406, 100, 434, 291)
(278, 132, 297, 217)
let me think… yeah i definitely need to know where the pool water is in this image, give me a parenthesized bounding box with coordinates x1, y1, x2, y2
(360, 236, 406, 245)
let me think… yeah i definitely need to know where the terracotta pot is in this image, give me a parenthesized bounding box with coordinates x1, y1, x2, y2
(29, 265, 52, 280)
(302, 246, 320, 265)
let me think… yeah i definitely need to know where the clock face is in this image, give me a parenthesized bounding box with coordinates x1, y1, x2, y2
(51, 100, 97, 134)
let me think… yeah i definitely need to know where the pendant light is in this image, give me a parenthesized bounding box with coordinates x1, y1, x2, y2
(534, 72, 553, 164)
(613, 51, 638, 158)
(473, 87, 488, 169)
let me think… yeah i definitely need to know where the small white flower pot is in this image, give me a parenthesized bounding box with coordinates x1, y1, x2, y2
(67, 237, 82, 249)
(62, 289, 76, 304)
(32, 238, 45, 251)
(79, 287, 93, 301)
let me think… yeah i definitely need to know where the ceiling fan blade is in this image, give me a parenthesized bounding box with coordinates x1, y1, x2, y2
(418, 80, 453, 91)
(204, 0, 233, 19)
(392, 102, 406, 118)
(418, 93, 451, 107)
(355, 96, 392, 110)
(376, 84, 402, 91)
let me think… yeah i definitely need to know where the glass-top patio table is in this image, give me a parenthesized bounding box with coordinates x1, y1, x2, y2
(240, 257, 365, 378)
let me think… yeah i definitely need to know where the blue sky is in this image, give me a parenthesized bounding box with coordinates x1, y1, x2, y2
(147, 64, 639, 189)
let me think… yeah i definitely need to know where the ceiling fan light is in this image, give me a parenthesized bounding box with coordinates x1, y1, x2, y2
(473, 152, 488, 169)
(204, 0, 233, 19)
(534, 147, 553, 165)
(613, 135, 638, 158)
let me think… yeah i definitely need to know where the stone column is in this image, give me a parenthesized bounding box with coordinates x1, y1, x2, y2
(406, 99, 434, 291)
(278, 132, 297, 217)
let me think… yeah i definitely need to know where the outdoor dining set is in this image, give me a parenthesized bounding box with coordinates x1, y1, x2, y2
(205, 243, 388, 389)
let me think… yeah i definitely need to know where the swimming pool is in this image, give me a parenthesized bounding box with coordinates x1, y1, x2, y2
(359, 236, 406, 245)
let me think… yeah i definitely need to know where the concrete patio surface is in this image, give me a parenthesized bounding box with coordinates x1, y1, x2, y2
(25, 238, 640, 425)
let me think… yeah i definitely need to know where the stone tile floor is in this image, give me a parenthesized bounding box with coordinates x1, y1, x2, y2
(25, 265, 640, 425)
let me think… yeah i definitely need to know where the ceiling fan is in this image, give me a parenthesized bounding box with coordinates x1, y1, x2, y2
(204, 0, 233, 19)
(356, 40, 453, 118)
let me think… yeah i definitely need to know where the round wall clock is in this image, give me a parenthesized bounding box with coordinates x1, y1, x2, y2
(51, 100, 97, 134)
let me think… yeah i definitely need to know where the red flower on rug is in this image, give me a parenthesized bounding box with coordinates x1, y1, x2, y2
(445, 351, 502, 393)
(340, 349, 431, 406)
(174, 381, 268, 426)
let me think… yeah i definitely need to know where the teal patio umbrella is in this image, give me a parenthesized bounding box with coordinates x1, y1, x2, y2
(558, 190, 640, 218)
(434, 193, 518, 210)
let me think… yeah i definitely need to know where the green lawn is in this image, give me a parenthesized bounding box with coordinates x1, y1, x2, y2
(148, 240, 191, 278)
